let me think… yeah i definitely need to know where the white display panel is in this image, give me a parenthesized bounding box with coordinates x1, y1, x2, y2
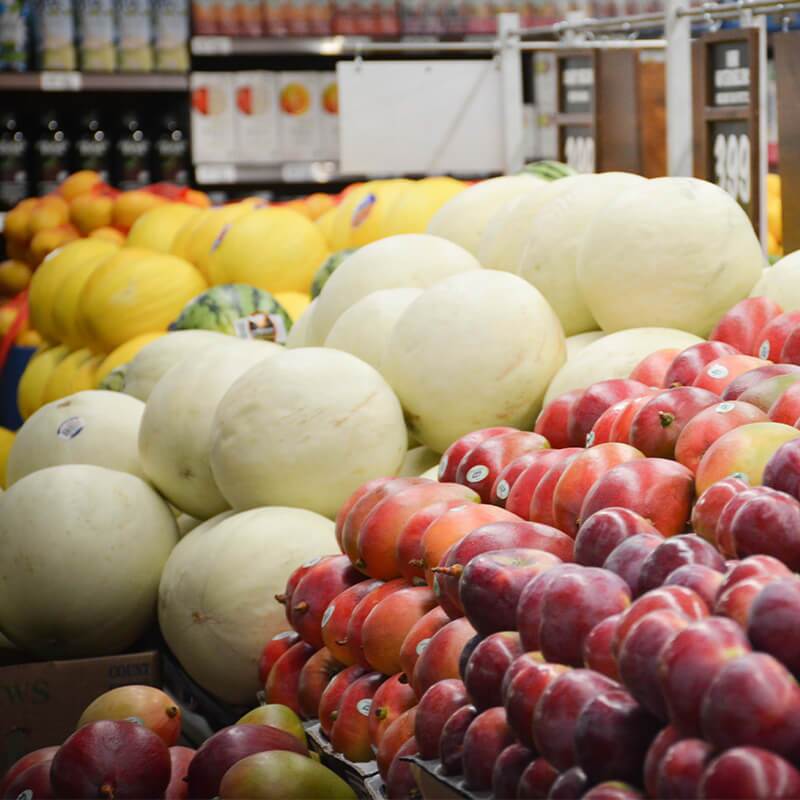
(337, 59, 505, 175)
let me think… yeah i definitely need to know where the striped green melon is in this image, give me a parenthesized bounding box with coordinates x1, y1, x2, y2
(520, 161, 577, 181)
(310, 249, 357, 299)
(170, 284, 292, 344)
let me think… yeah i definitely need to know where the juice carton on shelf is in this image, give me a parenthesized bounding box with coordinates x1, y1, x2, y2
(353, 0, 374, 34)
(308, 0, 333, 34)
(190, 71, 236, 164)
(277, 71, 320, 161)
(332, 0, 356, 33)
(77, 0, 116, 71)
(217, 0, 238, 33)
(317, 71, 339, 160)
(35, 0, 77, 70)
(235, 0, 264, 34)
(464, 0, 494, 34)
(377, 0, 399, 33)
(192, 0, 219, 34)
(116, 0, 153, 71)
(287, 0, 312, 34)
(0, 1, 30, 72)
(233, 71, 278, 163)
(262, 0, 289, 34)
(154, 0, 189, 71)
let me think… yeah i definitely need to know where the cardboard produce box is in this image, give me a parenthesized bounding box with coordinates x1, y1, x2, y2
(0, 650, 161, 774)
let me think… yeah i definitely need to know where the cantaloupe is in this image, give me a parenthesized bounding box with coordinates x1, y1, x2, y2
(139, 340, 281, 519)
(577, 177, 764, 336)
(0, 464, 177, 658)
(383, 270, 566, 453)
(310, 234, 480, 344)
(210, 348, 407, 518)
(7, 390, 146, 486)
(158, 506, 336, 704)
(544, 327, 704, 404)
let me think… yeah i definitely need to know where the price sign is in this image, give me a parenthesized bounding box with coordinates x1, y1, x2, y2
(692, 29, 761, 235)
(774, 31, 800, 255)
(39, 71, 82, 91)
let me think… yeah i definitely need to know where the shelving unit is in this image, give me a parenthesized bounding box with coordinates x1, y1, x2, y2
(0, 72, 189, 92)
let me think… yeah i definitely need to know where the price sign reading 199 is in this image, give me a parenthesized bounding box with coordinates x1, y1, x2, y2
(564, 127, 595, 174)
(711, 120, 751, 207)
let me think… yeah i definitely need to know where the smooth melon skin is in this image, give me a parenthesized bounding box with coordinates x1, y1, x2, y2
(543, 327, 703, 404)
(285, 299, 317, 348)
(383, 270, 566, 454)
(7, 390, 146, 486)
(750, 250, 800, 310)
(158, 506, 336, 705)
(566, 331, 604, 359)
(517, 172, 647, 336)
(139, 340, 281, 520)
(324, 288, 422, 372)
(210, 348, 407, 518)
(397, 446, 441, 477)
(426, 174, 544, 257)
(0, 464, 178, 659)
(309, 233, 481, 345)
(123, 330, 233, 401)
(476, 174, 591, 273)
(577, 177, 764, 336)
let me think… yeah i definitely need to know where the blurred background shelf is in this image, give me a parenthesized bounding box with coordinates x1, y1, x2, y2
(0, 72, 190, 92)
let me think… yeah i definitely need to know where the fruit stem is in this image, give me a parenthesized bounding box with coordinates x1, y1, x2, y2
(407, 559, 424, 568)
(658, 411, 675, 428)
(166, 705, 179, 718)
(275, 593, 288, 605)
(431, 564, 463, 578)
(100, 783, 115, 799)
(293, 601, 309, 614)
(375, 707, 388, 720)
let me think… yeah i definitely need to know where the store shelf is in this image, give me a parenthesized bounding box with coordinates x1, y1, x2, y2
(194, 161, 361, 185)
(0, 72, 189, 92)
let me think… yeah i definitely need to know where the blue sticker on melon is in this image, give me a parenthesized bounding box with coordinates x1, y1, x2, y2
(170, 284, 293, 343)
(310, 248, 357, 299)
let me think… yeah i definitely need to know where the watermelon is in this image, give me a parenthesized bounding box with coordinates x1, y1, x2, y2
(99, 364, 127, 392)
(310, 249, 357, 299)
(170, 284, 292, 344)
(520, 161, 577, 181)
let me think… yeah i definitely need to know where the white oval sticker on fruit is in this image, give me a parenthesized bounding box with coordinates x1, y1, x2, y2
(302, 556, 322, 568)
(495, 479, 510, 501)
(759, 340, 771, 360)
(357, 699, 372, 716)
(715, 402, 736, 414)
(707, 364, 729, 379)
(57, 416, 85, 440)
(466, 465, 489, 484)
(585, 431, 595, 448)
(274, 630, 295, 640)
(416, 638, 431, 656)
(321, 605, 334, 628)
(438, 456, 448, 480)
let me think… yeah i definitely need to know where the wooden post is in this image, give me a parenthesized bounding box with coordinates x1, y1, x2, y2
(774, 31, 800, 255)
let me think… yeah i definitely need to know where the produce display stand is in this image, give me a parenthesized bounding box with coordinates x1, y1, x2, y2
(405, 757, 485, 800)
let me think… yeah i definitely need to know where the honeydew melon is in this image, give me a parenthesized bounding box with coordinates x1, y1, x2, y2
(750, 250, 800, 310)
(566, 331, 605, 359)
(285, 299, 318, 349)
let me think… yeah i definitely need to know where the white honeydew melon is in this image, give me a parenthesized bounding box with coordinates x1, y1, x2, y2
(477, 174, 593, 273)
(0, 464, 178, 658)
(158, 506, 336, 704)
(419, 465, 440, 481)
(426, 174, 544, 257)
(544, 327, 703, 404)
(124, 330, 237, 401)
(750, 250, 800, 310)
(7, 390, 146, 486)
(577, 177, 765, 336)
(324, 288, 422, 372)
(177, 514, 202, 538)
(285, 298, 318, 348)
(139, 341, 282, 520)
(566, 331, 605, 359)
(397, 446, 441, 477)
(383, 270, 566, 453)
(210, 348, 407, 518)
(310, 234, 480, 344)
(518, 172, 647, 335)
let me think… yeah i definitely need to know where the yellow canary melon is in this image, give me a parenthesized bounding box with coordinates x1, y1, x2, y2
(0, 427, 14, 488)
(0, 260, 33, 294)
(28, 239, 119, 343)
(315, 207, 337, 248)
(88, 226, 126, 245)
(41, 348, 96, 405)
(273, 291, 310, 322)
(127, 203, 203, 254)
(80, 252, 207, 351)
(94, 332, 166, 386)
(71, 352, 104, 394)
(17, 344, 70, 420)
(207, 206, 329, 294)
(382, 177, 467, 236)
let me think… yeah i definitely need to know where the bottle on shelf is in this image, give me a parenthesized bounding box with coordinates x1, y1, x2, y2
(116, 0, 153, 72)
(154, 0, 189, 72)
(33, 109, 72, 196)
(77, 0, 116, 71)
(154, 112, 189, 185)
(34, 0, 77, 70)
(74, 109, 111, 183)
(0, 0, 30, 72)
(0, 112, 30, 211)
(114, 111, 151, 190)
